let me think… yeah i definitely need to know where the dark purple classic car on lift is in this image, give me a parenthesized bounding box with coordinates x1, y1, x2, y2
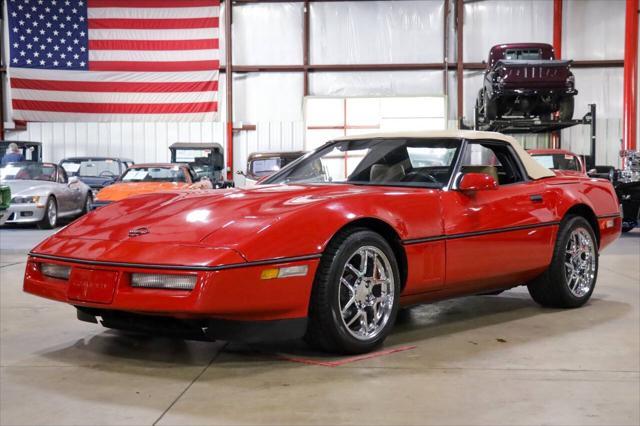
(476, 43, 577, 123)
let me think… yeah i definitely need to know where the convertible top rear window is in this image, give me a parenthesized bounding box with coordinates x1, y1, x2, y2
(264, 138, 461, 188)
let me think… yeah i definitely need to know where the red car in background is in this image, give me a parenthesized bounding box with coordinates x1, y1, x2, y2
(23, 131, 620, 354)
(528, 149, 586, 177)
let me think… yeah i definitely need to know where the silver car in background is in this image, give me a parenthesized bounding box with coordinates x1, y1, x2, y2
(0, 162, 92, 229)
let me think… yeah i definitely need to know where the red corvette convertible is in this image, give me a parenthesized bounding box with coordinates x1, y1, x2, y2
(23, 131, 621, 354)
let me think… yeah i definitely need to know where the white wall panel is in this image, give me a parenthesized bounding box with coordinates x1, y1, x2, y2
(5, 121, 226, 163)
(463, 0, 553, 62)
(310, 71, 444, 97)
(561, 119, 622, 167)
(311, 1, 444, 64)
(233, 73, 303, 122)
(233, 3, 303, 65)
(563, 0, 625, 61)
(572, 68, 623, 119)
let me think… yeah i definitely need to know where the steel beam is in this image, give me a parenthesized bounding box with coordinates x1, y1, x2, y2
(623, 0, 639, 151)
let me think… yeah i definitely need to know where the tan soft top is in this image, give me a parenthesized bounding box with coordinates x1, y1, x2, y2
(333, 130, 555, 180)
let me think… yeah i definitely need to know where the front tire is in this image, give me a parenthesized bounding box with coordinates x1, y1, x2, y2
(305, 228, 401, 354)
(527, 216, 598, 308)
(37, 196, 58, 229)
(484, 90, 497, 121)
(82, 193, 93, 214)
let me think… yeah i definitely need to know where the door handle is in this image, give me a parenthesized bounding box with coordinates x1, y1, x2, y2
(530, 194, 543, 203)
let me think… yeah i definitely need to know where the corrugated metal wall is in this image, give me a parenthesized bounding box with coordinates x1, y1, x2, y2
(4, 120, 306, 186)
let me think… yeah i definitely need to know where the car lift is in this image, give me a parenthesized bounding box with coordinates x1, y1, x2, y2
(463, 104, 598, 169)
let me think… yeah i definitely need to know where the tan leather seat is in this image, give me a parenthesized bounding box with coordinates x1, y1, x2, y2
(461, 166, 499, 182)
(370, 163, 406, 182)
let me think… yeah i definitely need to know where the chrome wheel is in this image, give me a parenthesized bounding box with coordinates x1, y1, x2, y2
(338, 246, 395, 341)
(47, 199, 57, 227)
(564, 227, 596, 297)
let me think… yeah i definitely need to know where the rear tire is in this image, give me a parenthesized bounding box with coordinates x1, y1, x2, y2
(484, 90, 497, 121)
(527, 216, 598, 308)
(37, 196, 58, 230)
(305, 228, 401, 354)
(558, 97, 575, 121)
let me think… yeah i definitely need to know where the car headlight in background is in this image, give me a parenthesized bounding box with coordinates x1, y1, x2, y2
(130, 273, 197, 290)
(11, 195, 40, 204)
(40, 263, 71, 280)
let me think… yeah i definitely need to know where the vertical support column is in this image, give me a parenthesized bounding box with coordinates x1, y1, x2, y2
(0, 69, 5, 140)
(443, 0, 449, 107)
(225, 0, 234, 181)
(551, 0, 563, 149)
(623, 0, 639, 152)
(303, 0, 310, 96)
(455, 0, 463, 122)
(553, 0, 563, 59)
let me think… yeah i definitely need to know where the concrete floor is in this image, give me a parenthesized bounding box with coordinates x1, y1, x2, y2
(0, 227, 638, 426)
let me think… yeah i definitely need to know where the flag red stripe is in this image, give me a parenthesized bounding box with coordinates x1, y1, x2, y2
(11, 78, 218, 93)
(89, 39, 219, 51)
(13, 99, 218, 114)
(88, 0, 219, 7)
(89, 60, 219, 72)
(88, 17, 218, 30)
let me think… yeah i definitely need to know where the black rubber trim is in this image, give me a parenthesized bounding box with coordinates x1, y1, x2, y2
(402, 221, 561, 245)
(29, 252, 322, 272)
(76, 307, 308, 343)
(597, 213, 621, 219)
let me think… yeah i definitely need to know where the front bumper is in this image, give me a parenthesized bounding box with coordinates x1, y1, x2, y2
(0, 203, 46, 225)
(492, 87, 577, 98)
(23, 254, 320, 340)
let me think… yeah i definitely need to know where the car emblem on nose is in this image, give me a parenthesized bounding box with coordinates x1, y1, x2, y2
(128, 227, 150, 238)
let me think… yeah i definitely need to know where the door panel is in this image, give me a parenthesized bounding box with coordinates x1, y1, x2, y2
(442, 181, 556, 289)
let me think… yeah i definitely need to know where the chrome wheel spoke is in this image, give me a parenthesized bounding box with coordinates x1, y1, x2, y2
(338, 245, 395, 341)
(564, 227, 596, 298)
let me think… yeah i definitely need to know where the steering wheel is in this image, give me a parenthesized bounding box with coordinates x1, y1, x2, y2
(99, 170, 117, 177)
(401, 171, 439, 184)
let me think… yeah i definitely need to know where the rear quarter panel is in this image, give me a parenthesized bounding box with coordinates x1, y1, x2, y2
(544, 177, 621, 250)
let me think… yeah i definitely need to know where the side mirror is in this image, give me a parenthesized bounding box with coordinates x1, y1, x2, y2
(458, 173, 498, 192)
(68, 176, 80, 186)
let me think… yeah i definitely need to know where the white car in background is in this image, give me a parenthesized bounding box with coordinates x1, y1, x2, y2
(0, 162, 92, 229)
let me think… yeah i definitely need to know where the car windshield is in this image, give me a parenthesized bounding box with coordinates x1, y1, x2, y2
(504, 48, 542, 60)
(532, 154, 580, 171)
(120, 167, 186, 183)
(61, 159, 121, 178)
(0, 163, 56, 182)
(250, 158, 282, 178)
(264, 138, 461, 188)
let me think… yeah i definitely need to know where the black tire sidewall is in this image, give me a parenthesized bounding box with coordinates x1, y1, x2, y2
(83, 194, 92, 214)
(323, 231, 401, 353)
(39, 197, 57, 229)
(551, 216, 599, 307)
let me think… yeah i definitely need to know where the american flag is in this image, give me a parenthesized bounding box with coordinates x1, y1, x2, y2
(7, 0, 220, 122)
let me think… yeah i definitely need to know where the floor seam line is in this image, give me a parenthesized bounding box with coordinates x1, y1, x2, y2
(600, 265, 638, 281)
(0, 262, 26, 269)
(151, 342, 228, 426)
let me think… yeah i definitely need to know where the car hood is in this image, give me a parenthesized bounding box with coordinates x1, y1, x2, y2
(34, 184, 388, 262)
(95, 181, 191, 201)
(1, 180, 54, 196)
